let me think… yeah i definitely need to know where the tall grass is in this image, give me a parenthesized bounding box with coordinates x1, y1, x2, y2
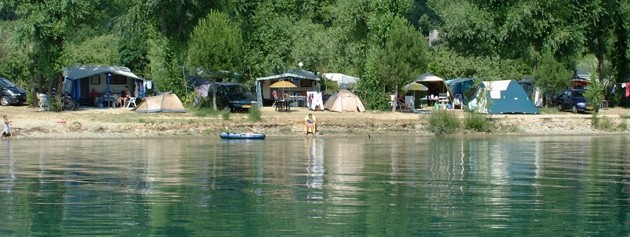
(464, 112, 490, 132)
(248, 105, 262, 122)
(221, 109, 230, 121)
(428, 110, 459, 135)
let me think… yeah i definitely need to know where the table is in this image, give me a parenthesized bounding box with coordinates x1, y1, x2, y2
(275, 99, 290, 112)
(288, 96, 306, 107)
(100, 96, 118, 108)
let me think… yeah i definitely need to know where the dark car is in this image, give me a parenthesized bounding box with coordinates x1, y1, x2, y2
(216, 82, 257, 112)
(555, 89, 598, 113)
(0, 77, 27, 106)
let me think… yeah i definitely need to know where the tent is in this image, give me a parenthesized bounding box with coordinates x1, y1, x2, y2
(63, 65, 148, 102)
(322, 73, 359, 89)
(134, 92, 186, 113)
(467, 80, 540, 114)
(415, 72, 452, 100)
(445, 78, 476, 105)
(255, 69, 321, 106)
(324, 89, 365, 112)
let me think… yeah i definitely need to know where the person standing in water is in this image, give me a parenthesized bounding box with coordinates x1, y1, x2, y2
(3, 114, 12, 138)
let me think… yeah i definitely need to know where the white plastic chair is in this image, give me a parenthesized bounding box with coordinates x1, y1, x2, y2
(37, 93, 49, 111)
(126, 97, 137, 108)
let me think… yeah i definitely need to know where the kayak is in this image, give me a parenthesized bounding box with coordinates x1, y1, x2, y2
(220, 132, 266, 140)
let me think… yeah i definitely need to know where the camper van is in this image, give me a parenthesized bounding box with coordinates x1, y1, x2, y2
(0, 77, 27, 106)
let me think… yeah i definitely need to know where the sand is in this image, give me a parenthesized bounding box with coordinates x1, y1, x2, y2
(2, 105, 630, 139)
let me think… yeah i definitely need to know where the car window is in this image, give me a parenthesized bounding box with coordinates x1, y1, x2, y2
(572, 90, 584, 97)
(216, 85, 226, 94)
(225, 85, 246, 95)
(0, 78, 16, 88)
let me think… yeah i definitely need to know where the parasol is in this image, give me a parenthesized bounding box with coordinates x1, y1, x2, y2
(270, 80, 297, 89)
(403, 82, 428, 91)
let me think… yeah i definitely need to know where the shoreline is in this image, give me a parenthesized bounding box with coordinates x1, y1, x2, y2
(4, 106, 630, 139)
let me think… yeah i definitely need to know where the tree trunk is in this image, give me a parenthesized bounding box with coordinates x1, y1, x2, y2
(212, 79, 217, 110)
(391, 85, 398, 112)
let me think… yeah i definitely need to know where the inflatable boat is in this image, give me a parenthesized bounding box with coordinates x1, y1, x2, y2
(220, 132, 266, 140)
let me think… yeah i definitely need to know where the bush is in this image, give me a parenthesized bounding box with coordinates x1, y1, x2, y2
(221, 109, 230, 121)
(592, 115, 614, 131)
(248, 105, 261, 122)
(464, 112, 490, 132)
(428, 110, 459, 135)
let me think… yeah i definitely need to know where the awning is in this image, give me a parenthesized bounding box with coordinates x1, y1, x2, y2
(64, 65, 144, 81)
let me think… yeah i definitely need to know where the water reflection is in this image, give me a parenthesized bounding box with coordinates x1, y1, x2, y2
(0, 136, 629, 235)
(305, 138, 323, 189)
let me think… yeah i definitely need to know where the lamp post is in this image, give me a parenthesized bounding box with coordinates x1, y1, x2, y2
(298, 61, 303, 68)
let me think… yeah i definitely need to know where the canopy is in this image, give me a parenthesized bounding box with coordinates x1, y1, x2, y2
(255, 69, 320, 106)
(63, 65, 146, 101)
(414, 72, 451, 100)
(415, 72, 444, 82)
(64, 65, 143, 81)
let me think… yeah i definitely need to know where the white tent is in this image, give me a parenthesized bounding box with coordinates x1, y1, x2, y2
(322, 73, 359, 87)
(324, 89, 365, 112)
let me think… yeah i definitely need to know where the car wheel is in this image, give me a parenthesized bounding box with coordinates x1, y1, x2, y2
(0, 96, 10, 106)
(557, 104, 563, 112)
(571, 106, 578, 113)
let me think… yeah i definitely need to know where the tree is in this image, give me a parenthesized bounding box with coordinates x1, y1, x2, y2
(10, 0, 97, 108)
(584, 72, 604, 117)
(533, 50, 572, 107)
(358, 16, 429, 111)
(187, 11, 243, 110)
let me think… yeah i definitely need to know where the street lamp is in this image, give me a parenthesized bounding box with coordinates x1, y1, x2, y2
(298, 61, 303, 68)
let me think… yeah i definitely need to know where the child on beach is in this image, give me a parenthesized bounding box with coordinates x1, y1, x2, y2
(304, 113, 316, 137)
(3, 114, 12, 138)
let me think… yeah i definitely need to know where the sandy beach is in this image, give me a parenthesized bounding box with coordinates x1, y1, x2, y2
(2, 105, 630, 139)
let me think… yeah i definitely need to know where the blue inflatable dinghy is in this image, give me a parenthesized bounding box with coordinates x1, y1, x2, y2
(220, 132, 266, 140)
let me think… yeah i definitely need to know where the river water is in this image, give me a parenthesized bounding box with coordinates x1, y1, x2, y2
(0, 135, 629, 236)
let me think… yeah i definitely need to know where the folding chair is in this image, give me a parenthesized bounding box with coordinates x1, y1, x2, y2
(126, 97, 137, 108)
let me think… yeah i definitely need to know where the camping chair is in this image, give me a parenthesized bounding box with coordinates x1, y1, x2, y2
(453, 94, 463, 110)
(404, 96, 416, 112)
(37, 93, 49, 111)
(126, 97, 137, 108)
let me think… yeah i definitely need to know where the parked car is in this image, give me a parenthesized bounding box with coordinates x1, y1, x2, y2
(555, 89, 598, 113)
(0, 77, 27, 106)
(215, 82, 257, 112)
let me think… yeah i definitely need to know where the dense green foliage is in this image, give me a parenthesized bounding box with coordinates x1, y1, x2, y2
(187, 11, 242, 110)
(0, 1, 629, 109)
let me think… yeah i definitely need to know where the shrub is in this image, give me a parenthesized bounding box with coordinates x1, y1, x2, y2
(221, 109, 230, 121)
(618, 120, 628, 131)
(248, 105, 262, 122)
(593, 116, 614, 131)
(464, 112, 490, 132)
(428, 110, 459, 135)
